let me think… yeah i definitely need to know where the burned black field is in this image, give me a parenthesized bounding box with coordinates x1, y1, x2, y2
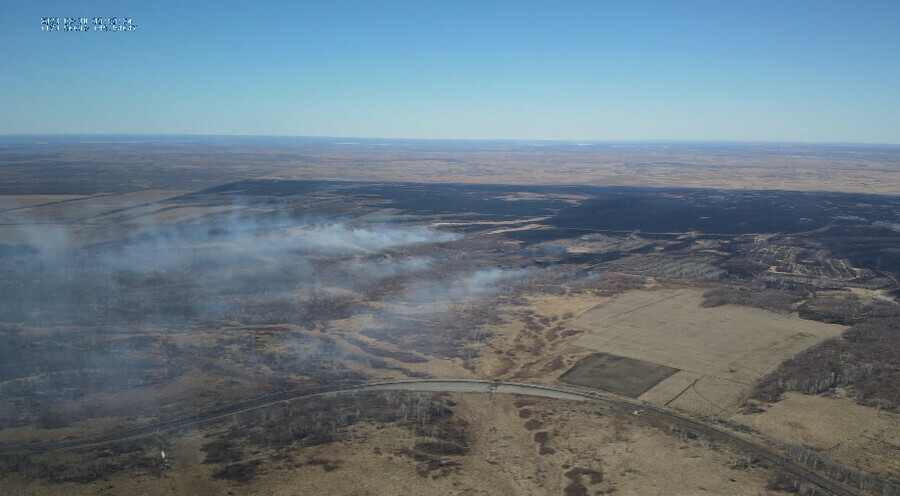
(560, 353, 680, 397)
(177, 179, 900, 276)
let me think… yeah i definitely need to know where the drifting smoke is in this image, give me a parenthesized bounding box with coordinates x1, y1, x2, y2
(280, 224, 460, 254)
(97, 214, 460, 272)
(6, 225, 73, 257)
(450, 268, 530, 300)
(0, 209, 462, 326)
(0, 206, 529, 433)
(390, 267, 531, 313)
(873, 221, 900, 233)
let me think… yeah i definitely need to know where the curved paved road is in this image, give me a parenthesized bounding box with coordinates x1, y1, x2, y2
(0, 379, 862, 496)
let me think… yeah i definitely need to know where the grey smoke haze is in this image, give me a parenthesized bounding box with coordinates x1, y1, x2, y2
(0, 208, 465, 327)
(451, 268, 530, 300)
(0, 205, 541, 432)
(279, 224, 461, 254)
(873, 221, 900, 233)
(390, 267, 531, 313)
(6, 225, 73, 257)
(96, 213, 460, 272)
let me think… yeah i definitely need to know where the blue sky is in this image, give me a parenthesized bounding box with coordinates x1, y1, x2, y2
(1, 1, 898, 142)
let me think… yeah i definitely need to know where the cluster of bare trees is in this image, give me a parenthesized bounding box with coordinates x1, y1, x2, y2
(798, 297, 900, 325)
(753, 316, 900, 411)
(0, 443, 159, 484)
(206, 391, 466, 453)
(768, 363, 879, 396)
(701, 285, 801, 313)
(606, 253, 726, 281)
(570, 233, 656, 253)
(765, 472, 822, 495)
(774, 441, 900, 496)
(758, 274, 892, 290)
(0, 391, 467, 485)
(567, 271, 647, 295)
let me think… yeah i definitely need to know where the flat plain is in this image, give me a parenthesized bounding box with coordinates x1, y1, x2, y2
(0, 138, 898, 495)
(570, 289, 846, 412)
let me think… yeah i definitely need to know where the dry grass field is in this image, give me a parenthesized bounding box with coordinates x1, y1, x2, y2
(0, 393, 783, 496)
(735, 392, 900, 486)
(255, 143, 900, 195)
(568, 289, 846, 414)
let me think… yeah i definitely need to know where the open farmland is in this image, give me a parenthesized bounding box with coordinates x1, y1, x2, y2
(569, 289, 847, 413)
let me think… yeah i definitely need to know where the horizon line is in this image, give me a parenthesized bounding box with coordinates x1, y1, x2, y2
(0, 133, 898, 147)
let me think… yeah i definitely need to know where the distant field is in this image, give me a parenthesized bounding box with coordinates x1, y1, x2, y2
(0, 195, 88, 211)
(569, 289, 846, 412)
(1, 140, 899, 195)
(0, 191, 189, 223)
